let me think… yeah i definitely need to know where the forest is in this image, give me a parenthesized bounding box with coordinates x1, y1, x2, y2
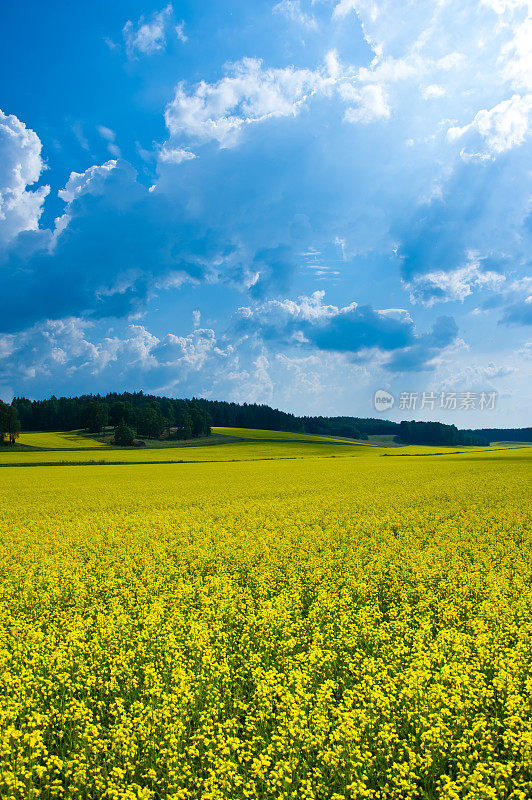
(0, 392, 526, 447)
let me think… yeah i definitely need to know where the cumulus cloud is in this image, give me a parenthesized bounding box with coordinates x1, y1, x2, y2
(448, 93, 532, 157)
(234, 291, 458, 371)
(4, 2, 532, 410)
(162, 0, 532, 151)
(0, 316, 231, 398)
(164, 57, 327, 147)
(405, 257, 506, 306)
(330, 0, 532, 156)
(161, 40, 416, 154)
(0, 110, 49, 248)
(397, 151, 531, 301)
(57, 160, 118, 204)
(122, 4, 186, 58)
(0, 159, 232, 332)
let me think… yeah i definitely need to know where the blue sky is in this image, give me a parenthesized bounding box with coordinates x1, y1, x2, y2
(0, 0, 531, 426)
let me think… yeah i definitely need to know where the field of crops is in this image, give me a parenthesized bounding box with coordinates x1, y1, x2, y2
(16, 431, 105, 449)
(0, 443, 531, 799)
(0, 437, 471, 468)
(212, 427, 370, 444)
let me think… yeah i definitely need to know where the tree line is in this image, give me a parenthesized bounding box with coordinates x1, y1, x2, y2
(398, 420, 489, 447)
(462, 427, 532, 443)
(12, 393, 211, 444)
(192, 399, 400, 439)
(2, 391, 527, 447)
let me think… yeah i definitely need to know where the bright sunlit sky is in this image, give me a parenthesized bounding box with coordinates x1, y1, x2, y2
(1, 0, 531, 425)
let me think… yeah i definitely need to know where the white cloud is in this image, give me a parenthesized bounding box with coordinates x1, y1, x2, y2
(330, 0, 532, 157)
(332, 0, 361, 20)
(162, 0, 532, 151)
(405, 257, 507, 306)
(123, 4, 185, 58)
(97, 125, 115, 141)
(437, 359, 517, 396)
(0, 316, 230, 389)
(273, 1, 318, 29)
(0, 318, 98, 380)
(54, 160, 123, 242)
(72, 121, 89, 151)
(97, 125, 121, 157)
(448, 93, 532, 155)
(175, 21, 187, 43)
(165, 57, 327, 147)
(163, 47, 413, 149)
(423, 84, 446, 99)
(236, 291, 350, 330)
(58, 160, 118, 204)
(154, 328, 220, 369)
(158, 146, 197, 164)
(0, 109, 49, 247)
(344, 83, 390, 123)
(518, 341, 532, 359)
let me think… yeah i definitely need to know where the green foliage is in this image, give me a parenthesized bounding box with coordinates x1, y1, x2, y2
(0, 401, 20, 444)
(11, 391, 530, 445)
(172, 407, 193, 440)
(135, 404, 167, 439)
(109, 401, 135, 428)
(399, 419, 489, 447)
(80, 400, 109, 433)
(114, 423, 135, 446)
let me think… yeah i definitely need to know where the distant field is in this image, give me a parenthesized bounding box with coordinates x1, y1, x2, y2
(491, 440, 532, 447)
(0, 439, 375, 466)
(0, 437, 487, 467)
(367, 433, 401, 446)
(212, 426, 371, 444)
(95, 431, 236, 448)
(16, 431, 105, 449)
(4, 428, 520, 465)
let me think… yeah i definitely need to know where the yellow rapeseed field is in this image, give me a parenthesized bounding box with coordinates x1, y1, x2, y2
(0, 440, 468, 467)
(0, 446, 531, 799)
(17, 432, 105, 449)
(212, 427, 371, 444)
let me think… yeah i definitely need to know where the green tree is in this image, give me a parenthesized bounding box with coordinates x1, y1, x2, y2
(80, 400, 109, 433)
(114, 422, 135, 446)
(135, 406, 166, 439)
(188, 402, 211, 437)
(173, 408, 193, 440)
(0, 402, 20, 444)
(110, 401, 135, 427)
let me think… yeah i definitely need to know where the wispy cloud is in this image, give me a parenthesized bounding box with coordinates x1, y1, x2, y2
(122, 4, 186, 58)
(273, 1, 318, 30)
